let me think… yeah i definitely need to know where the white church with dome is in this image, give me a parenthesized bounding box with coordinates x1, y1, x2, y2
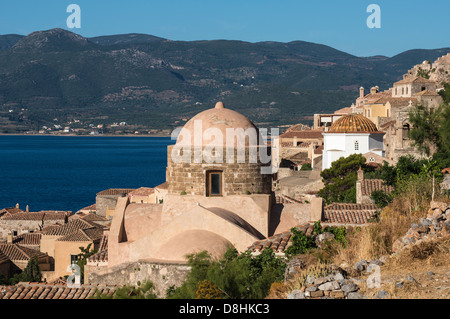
(322, 114, 385, 170)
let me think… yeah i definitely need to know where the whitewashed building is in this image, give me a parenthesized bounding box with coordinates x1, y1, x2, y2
(322, 114, 385, 170)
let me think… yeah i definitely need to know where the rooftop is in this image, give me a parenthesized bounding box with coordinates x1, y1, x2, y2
(0, 283, 117, 299)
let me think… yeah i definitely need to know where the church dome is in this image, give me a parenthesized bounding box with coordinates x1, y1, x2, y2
(329, 114, 378, 133)
(176, 102, 259, 147)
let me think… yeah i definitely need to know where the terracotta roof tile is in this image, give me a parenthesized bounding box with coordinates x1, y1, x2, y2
(322, 203, 378, 224)
(280, 130, 324, 139)
(96, 188, 135, 196)
(129, 187, 154, 197)
(12, 233, 42, 246)
(43, 219, 103, 236)
(360, 179, 394, 196)
(0, 244, 48, 261)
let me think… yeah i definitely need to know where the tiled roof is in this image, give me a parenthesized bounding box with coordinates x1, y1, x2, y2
(42, 219, 103, 236)
(78, 204, 96, 212)
(322, 203, 378, 224)
(0, 244, 47, 261)
(394, 76, 436, 85)
(0, 211, 68, 221)
(129, 187, 154, 196)
(373, 97, 418, 107)
(0, 207, 24, 216)
(329, 114, 378, 133)
(314, 145, 324, 154)
(155, 182, 168, 190)
(0, 283, 117, 299)
(96, 188, 135, 196)
(56, 227, 104, 243)
(285, 123, 311, 132)
(0, 251, 9, 264)
(87, 235, 108, 263)
(334, 107, 353, 114)
(0, 212, 44, 221)
(414, 89, 440, 96)
(248, 223, 315, 255)
(360, 179, 394, 196)
(12, 233, 42, 246)
(380, 120, 396, 129)
(80, 213, 108, 223)
(280, 130, 324, 139)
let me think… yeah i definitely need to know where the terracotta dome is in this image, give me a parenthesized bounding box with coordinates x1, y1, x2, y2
(176, 102, 260, 147)
(329, 114, 378, 133)
(154, 230, 233, 262)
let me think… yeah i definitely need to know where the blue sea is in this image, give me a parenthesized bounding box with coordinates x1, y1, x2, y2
(0, 135, 175, 212)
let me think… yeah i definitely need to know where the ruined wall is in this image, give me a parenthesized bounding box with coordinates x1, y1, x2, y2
(86, 260, 191, 298)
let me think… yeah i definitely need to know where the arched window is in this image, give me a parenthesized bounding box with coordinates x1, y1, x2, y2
(354, 140, 359, 151)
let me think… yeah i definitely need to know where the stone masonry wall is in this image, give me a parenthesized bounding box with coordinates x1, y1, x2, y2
(167, 145, 272, 196)
(86, 260, 191, 298)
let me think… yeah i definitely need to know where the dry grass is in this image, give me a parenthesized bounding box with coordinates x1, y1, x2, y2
(356, 237, 450, 299)
(331, 193, 443, 266)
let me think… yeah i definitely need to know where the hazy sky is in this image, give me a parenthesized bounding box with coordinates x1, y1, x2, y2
(0, 0, 449, 57)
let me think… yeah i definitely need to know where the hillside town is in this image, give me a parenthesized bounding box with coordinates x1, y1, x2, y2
(0, 53, 449, 300)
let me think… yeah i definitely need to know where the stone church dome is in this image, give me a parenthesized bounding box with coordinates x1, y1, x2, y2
(329, 114, 378, 133)
(176, 102, 259, 147)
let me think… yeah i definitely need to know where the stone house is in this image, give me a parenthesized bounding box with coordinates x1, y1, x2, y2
(95, 188, 135, 217)
(0, 211, 69, 240)
(355, 169, 393, 205)
(39, 218, 107, 281)
(0, 243, 51, 278)
(392, 76, 437, 98)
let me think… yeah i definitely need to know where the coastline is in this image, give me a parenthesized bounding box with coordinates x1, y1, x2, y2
(0, 133, 172, 138)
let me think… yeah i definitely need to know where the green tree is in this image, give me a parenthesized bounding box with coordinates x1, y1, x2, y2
(168, 247, 286, 299)
(92, 280, 157, 299)
(19, 256, 42, 282)
(318, 154, 366, 204)
(76, 244, 97, 284)
(408, 103, 443, 157)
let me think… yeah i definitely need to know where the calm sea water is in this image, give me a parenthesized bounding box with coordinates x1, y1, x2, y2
(0, 135, 175, 212)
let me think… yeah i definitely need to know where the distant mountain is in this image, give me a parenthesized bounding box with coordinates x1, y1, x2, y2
(89, 33, 166, 45)
(0, 28, 449, 133)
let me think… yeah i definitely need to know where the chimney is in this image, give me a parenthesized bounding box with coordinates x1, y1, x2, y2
(356, 168, 364, 204)
(357, 167, 364, 181)
(16, 203, 19, 209)
(370, 87, 377, 94)
(26, 205, 29, 213)
(7, 232, 13, 244)
(359, 87, 364, 99)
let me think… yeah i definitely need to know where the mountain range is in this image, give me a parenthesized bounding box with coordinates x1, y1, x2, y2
(1, 28, 450, 133)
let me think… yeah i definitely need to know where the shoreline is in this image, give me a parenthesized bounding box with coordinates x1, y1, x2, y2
(0, 133, 172, 138)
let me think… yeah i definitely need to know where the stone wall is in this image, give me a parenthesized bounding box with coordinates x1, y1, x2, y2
(96, 195, 121, 217)
(167, 145, 272, 196)
(86, 259, 191, 298)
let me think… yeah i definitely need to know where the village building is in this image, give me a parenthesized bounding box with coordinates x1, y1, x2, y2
(95, 188, 135, 218)
(355, 169, 394, 205)
(0, 243, 51, 278)
(322, 114, 385, 170)
(0, 211, 70, 240)
(276, 127, 324, 170)
(39, 218, 108, 281)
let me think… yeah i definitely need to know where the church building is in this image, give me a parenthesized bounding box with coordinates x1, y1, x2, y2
(322, 114, 385, 170)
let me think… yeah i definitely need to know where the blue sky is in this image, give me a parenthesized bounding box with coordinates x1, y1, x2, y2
(0, 0, 449, 57)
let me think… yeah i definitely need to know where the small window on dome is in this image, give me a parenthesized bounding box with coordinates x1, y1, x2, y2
(354, 141, 359, 151)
